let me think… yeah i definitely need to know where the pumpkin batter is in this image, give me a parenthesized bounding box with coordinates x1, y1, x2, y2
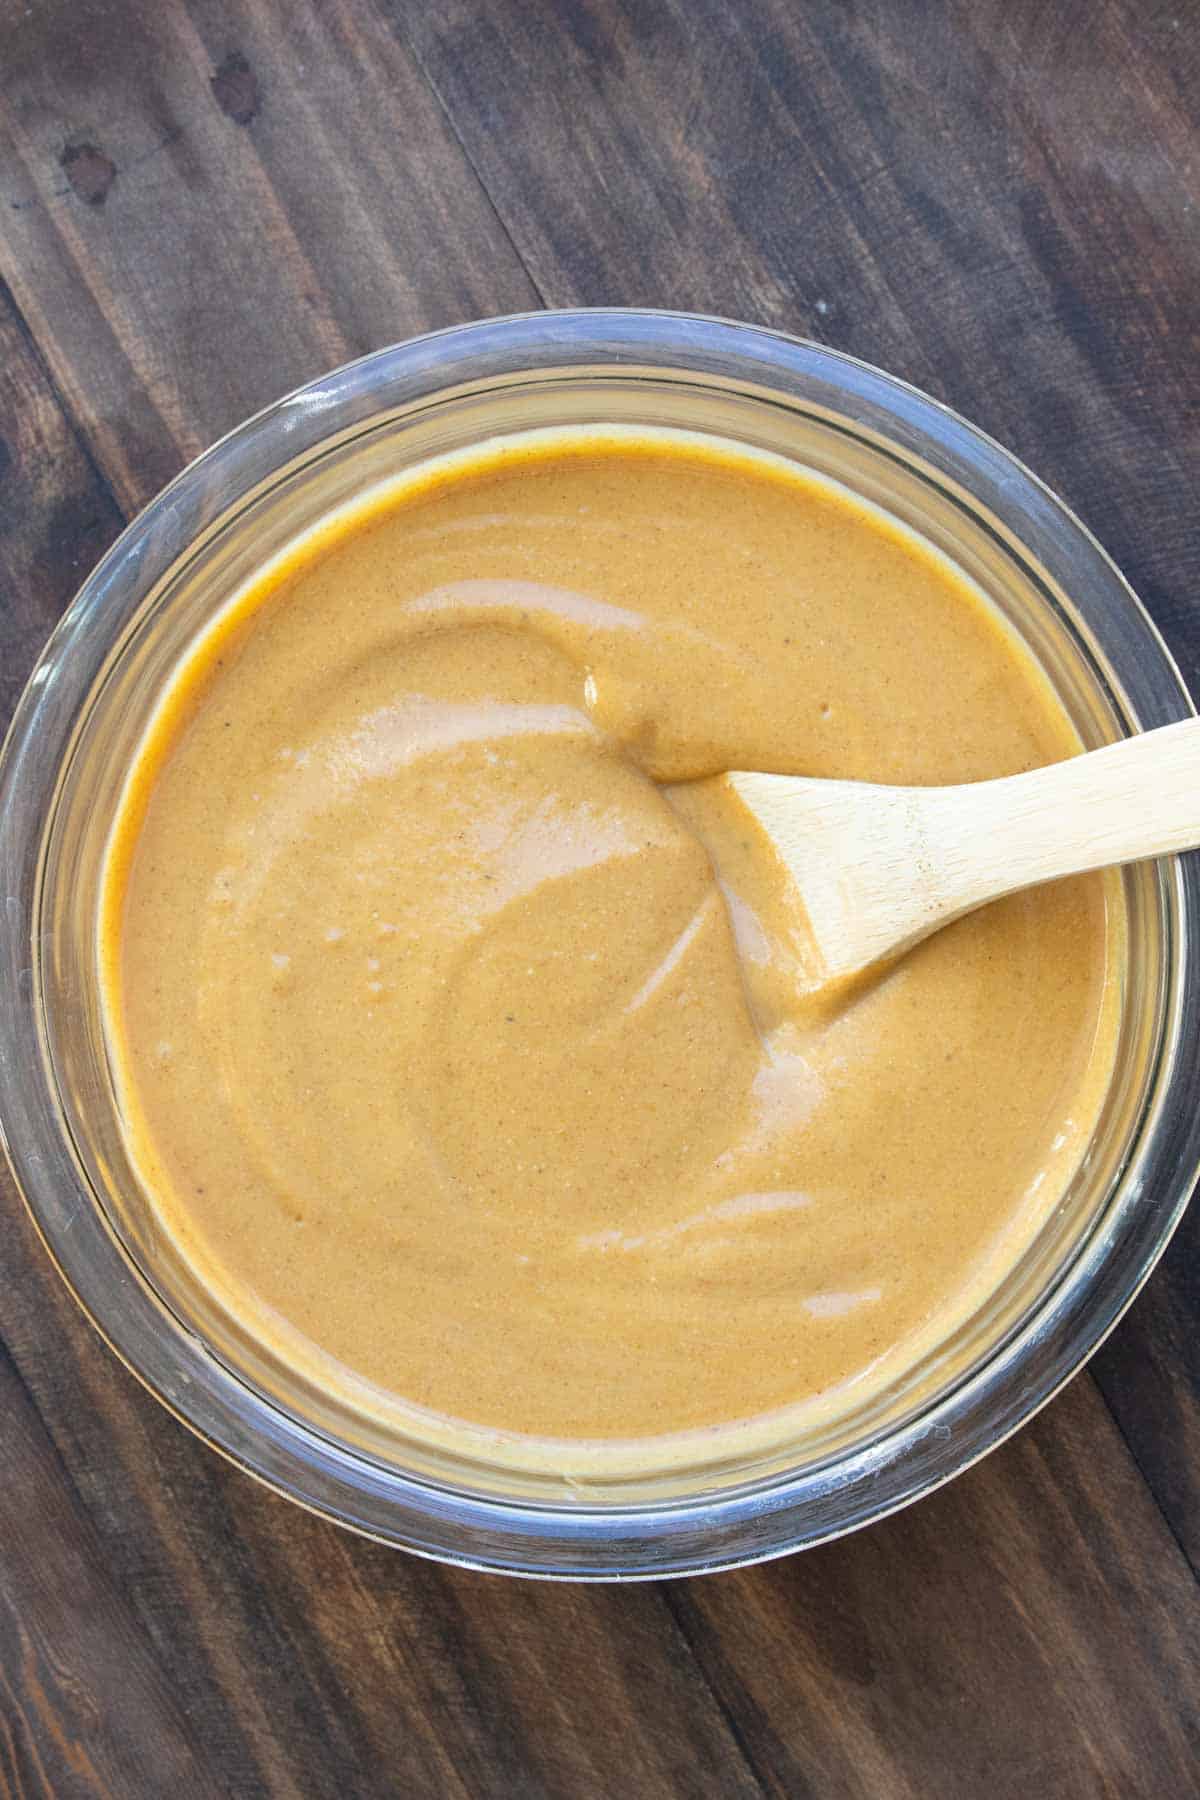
(100, 428, 1118, 1466)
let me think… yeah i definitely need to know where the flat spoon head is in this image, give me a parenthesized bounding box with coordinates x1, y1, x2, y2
(726, 718, 1200, 986)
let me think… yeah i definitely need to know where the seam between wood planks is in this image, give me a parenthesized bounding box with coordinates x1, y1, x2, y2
(1084, 1369, 1200, 1589)
(0, 1328, 222, 1778)
(659, 1584, 775, 1799)
(375, 9, 551, 312)
(0, 275, 129, 533)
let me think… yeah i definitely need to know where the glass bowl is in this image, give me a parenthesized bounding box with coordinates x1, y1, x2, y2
(1, 310, 1197, 1578)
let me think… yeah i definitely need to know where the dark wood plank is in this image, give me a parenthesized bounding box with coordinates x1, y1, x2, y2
(672, 1376, 1200, 1800)
(1091, 1219, 1200, 1577)
(0, 0, 538, 510)
(392, 0, 1200, 676)
(218, 1483, 764, 1800)
(2, 2, 1200, 1795)
(0, 1340, 223, 1800)
(0, 278, 124, 722)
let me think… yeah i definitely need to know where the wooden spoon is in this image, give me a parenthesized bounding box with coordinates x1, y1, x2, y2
(726, 716, 1200, 986)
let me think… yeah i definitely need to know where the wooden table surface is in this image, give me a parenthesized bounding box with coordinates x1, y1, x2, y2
(2, 2, 1199, 1794)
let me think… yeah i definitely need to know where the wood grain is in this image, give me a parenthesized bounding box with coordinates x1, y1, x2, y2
(2, 1, 1199, 1794)
(0, 0, 538, 509)
(675, 1376, 1200, 1799)
(0, 280, 124, 723)
(0, 1340, 223, 1799)
(395, 0, 1200, 679)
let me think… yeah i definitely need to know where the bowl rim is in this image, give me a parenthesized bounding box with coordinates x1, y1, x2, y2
(2, 306, 1197, 1578)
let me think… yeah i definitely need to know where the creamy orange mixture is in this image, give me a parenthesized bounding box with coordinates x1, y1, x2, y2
(100, 429, 1117, 1465)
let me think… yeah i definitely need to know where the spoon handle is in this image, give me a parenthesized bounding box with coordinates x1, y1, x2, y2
(932, 715, 1200, 916)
